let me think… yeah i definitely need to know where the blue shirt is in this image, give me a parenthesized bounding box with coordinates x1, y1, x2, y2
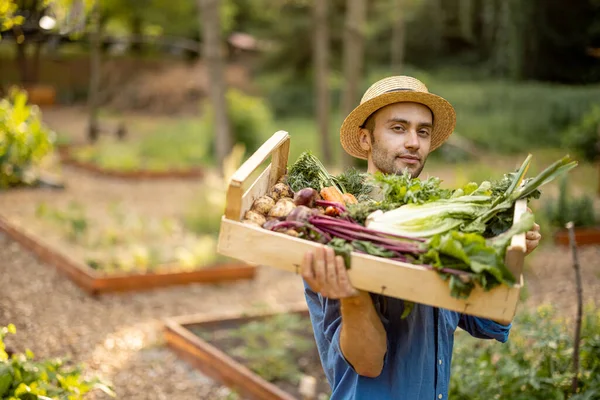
(304, 284, 511, 400)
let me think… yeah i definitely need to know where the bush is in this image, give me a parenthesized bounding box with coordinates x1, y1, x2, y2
(0, 324, 114, 399)
(204, 89, 273, 156)
(0, 88, 55, 189)
(543, 176, 597, 229)
(450, 305, 600, 400)
(563, 105, 600, 162)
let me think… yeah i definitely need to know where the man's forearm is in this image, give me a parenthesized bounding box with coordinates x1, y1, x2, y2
(339, 290, 387, 378)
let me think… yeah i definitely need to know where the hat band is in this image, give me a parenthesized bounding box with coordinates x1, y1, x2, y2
(384, 88, 415, 94)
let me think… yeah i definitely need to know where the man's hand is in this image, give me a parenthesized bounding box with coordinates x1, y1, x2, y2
(525, 208, 541, 255)
(301, 246, 359, 299)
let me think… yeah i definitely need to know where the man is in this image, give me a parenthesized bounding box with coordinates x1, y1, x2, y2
(301, 76, 542, 399)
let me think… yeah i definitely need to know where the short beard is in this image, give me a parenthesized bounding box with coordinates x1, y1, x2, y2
(370, 133, 426, 178)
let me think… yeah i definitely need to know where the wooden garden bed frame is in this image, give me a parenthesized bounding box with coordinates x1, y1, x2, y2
(0, 214, 256, 295)
(57, 145, 205, 180)
(554, 226, 600, 246)
(164, 305, 312, 400)
(217, 131, 528, 325)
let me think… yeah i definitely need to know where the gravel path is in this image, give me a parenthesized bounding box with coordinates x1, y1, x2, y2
(0, 232, 306, 399)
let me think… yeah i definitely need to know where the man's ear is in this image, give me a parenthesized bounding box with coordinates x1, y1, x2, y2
(359, 128, 372, 152)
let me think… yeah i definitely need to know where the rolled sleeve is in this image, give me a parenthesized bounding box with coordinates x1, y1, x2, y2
(458, 315, 512, 343)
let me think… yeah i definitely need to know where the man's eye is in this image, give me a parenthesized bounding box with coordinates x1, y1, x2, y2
(392, 126, 405, 132)
(419, 130, 430, 137)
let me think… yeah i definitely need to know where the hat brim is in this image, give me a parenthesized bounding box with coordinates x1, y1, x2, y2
(340, 91, 456, 160)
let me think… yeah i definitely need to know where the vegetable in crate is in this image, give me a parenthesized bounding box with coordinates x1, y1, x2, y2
(366, 155, 576, 238)
(256, 151, 576, 299)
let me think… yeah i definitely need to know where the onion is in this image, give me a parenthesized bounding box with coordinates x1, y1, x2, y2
(293, 188, 318, 207)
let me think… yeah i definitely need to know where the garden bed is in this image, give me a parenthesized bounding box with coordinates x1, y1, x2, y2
(0, 214, 256, 294)
(58, 145, 205, 180)
(164, 306, 330, 400)
(553, 227, 600, 246)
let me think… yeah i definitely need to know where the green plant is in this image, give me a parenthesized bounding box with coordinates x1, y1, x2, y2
(563, 104, 600, 162)
(543, 176, 597, 229)
(0, 88, 55, 189)
(204, 89, 273, 155)
(0, 324, 114, 399)
(228, 314, 314, 383)
(36, 201, 89, 243)
(450, 304, 600, 400)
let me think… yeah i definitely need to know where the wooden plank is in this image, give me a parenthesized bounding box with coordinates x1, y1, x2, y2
(91, 264, 257, 294)
(268, 137, 290, 189)
(229, 131, 289, 187)
(0, 214, 98, 294)
(218, 218, 521, 324)
(505, 199, 527, 278)
(225, 131, 289, 220)
(0, 214, 256, 295)
(240, 164, 272, 219)
(164, 318, 296, 400)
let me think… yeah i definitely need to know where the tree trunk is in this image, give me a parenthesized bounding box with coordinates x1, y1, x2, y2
(313, 0, 331, 163)
(459, 0, 475, 43)
(390, 0, 405, 75)
(199, 0, 232, 173)
(341, 0, 367, 167)
(13, 30, 30, 85)
(130, 15, 143, 54)
(32, 40, 43, 84)
(88, 0, 102, 142)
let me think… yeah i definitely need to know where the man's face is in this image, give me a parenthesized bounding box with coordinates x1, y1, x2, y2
(359, 102, 433, 178)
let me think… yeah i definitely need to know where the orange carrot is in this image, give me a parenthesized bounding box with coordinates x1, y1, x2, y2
(320, 186, 345, 204)
(343, 193, 358, 205)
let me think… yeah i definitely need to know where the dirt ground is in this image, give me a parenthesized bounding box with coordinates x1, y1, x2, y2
(1, 106, 599, 399)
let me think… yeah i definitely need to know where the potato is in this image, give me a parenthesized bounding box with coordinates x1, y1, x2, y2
(244, 210, 266, 226)
(268, 198, 296, 219)
(269, 182, 294, 201)
(285, 229, 299, 237)
(251, 195, 275, 215)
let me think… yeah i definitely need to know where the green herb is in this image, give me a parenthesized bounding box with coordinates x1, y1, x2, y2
(335, 168, 374, 200)
(288, 151, 344, 193)
(375, 170, 452, 205)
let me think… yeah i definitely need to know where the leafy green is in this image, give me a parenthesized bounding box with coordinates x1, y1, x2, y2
(0, 88, 55, 189)
(420, 213, 534, 298)
(368, 155, 577, 238)
(450, 305, 600, 400)
(0, 324, 114, 399)
(327, 238, 396, 270)
(373, 170, 451, 205)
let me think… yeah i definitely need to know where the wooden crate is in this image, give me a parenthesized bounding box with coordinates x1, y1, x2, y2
(218, 131, 527, 324)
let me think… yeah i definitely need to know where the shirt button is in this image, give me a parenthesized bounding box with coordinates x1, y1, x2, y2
(438, 395, 443, 399)
(438, 359, 442, 365)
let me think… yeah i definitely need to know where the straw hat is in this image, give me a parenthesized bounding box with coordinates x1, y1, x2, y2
(340, 76, 456, 160)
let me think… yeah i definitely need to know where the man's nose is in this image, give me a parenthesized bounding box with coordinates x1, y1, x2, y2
(405, 131, 420, 150)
